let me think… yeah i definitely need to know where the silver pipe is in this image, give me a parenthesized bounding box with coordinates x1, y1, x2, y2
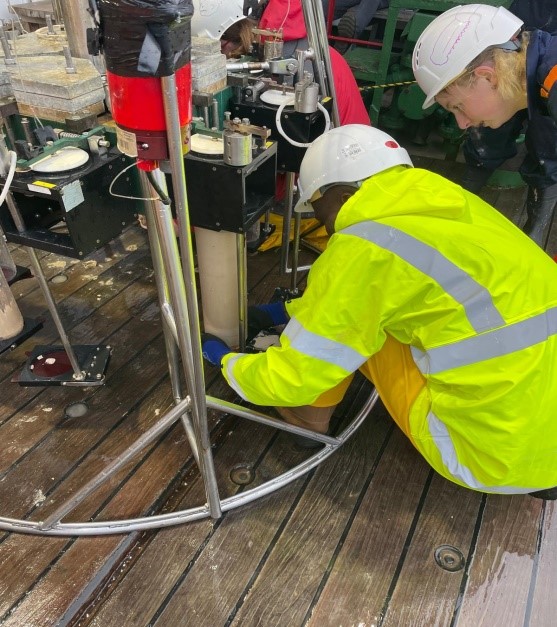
(39, 397, 191, 530)
(0, 27, 15, 64)
(206, 396, 339, 445)
(0, 390, 378, 536)
(63, 46, 77, 74)
(226, 61, 269, 72)
(161, 73, 222, 518)
(301, 0, 340, 127)
(291, 210, 303, 290)
(58, 0, 93, 59)
(211, 98, 219, 130)
(280, 171, 296, 275)
(160, 302, 178, 344)
(139, 171, 200, 466)
(236, 233, 247, 350)
(20, 118, 34, 146)
(4, 193, 84, 379)
(46, 14, 55, 35)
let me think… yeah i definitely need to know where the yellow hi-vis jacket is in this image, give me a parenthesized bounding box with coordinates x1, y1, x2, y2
(223, 166, 557, 494)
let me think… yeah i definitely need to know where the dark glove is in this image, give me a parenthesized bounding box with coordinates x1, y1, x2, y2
(201, 333, 232, 366)
(247, 302, 289, 340)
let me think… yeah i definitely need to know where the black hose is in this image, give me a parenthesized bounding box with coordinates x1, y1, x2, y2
(146, 170, 171, 206)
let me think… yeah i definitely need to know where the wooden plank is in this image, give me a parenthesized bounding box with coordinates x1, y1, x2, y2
(148, 386, 385, 626)
(454, 495, 542, 627)
(81, 382, 376, 626)
(307, 428, 432, 626)
(0, 235, 291, 625)
(83, 400, 288, 626)
(0, 336, 168, 520)
(228, 390, 392, 627)
(0, 251, 157, 471)
(0, 243, 150, 390)
(0, 227, 148, 383)
(0, 376, 180, 624)
(382, 474, 482, 626)
(528, 502, 557, 626)
(0, 376, 238, 626)
(36, 386, 310, 624)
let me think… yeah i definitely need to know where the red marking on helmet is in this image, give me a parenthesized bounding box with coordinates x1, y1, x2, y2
(385, 141, 399, 148)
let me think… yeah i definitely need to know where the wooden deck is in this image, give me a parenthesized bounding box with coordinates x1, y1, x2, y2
(1, 154, 556, 627)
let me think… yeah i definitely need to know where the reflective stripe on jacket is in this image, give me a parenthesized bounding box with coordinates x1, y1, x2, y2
(223, 166, 557, 492)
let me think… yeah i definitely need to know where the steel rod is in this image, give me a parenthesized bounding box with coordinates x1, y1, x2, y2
(39, 397, 191, 530)
(161, 73, 222, 518)
(301, 0, 340, 127)
(4, 194, 84, 379)
(236, 233, 247, 350)
(206, 396, 339, 445)
(140, 170, 200, 466)
(0, 391, 378, 536)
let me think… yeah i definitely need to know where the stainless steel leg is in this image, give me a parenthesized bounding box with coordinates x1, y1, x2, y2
(161, 74, 222, 518)
(280, 171, 296, 276)
(237, 232, 248, 350)
(140, 171, 200, 467)
(4, 193, 85, 380)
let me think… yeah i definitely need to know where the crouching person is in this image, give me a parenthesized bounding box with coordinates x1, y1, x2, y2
(202, 124, 557, 499)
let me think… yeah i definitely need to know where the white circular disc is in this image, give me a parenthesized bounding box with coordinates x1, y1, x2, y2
(190, 134, 224, 156)
(31, 147, 90, 173)
(259, 89, 295, 106)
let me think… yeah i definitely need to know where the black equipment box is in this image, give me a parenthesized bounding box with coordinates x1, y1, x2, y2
(183, 140, 277, 233)
(0, 149, 139, 258)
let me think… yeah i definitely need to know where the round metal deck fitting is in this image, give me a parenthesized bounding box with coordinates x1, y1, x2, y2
(64, 401, 89, 419)
(434, 545, 465, 572)
(51, 274, 68, 284)
(229, 464, 255, 486)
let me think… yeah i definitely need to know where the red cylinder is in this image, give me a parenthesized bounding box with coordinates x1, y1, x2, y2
(107, 64, 192, 131)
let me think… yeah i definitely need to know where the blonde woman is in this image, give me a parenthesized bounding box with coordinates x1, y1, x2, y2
(412, 4, 557, 248)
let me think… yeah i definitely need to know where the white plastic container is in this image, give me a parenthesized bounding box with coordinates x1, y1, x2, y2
(194, 227, 240, 348)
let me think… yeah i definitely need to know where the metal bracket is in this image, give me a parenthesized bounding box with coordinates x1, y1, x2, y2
(14, 344, 112, 386)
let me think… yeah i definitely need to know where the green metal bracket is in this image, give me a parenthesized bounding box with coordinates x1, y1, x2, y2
(17, 126, 109, 168)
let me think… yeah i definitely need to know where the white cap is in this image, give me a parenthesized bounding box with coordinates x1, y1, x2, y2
(191, 0, 246, 40)
(293, 125, 413, 213)
(412, 4, 523, 109)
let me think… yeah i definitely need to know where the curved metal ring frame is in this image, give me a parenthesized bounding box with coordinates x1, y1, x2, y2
(0, 0, 378, 537)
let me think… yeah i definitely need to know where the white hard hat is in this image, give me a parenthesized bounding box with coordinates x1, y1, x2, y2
(412, 4, 523, 109)
(191, 0, 247, 40)
(294, 125, 413, 213)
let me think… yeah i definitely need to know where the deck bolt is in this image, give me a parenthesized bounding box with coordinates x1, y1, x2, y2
(229, 464, 255, 486)
(434, 545, 465, 572)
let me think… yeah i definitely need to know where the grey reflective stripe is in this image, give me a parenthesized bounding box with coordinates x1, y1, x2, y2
(413, 306, 557, 375)
(427, 412, 535, 494)
(283, 317, 367, 372)
(339, 222, 505, 333)
(223, 354, 250, 401)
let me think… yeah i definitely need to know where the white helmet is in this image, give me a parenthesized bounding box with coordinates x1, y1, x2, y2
(294, 125, 413, 213)
(412, 4, 523, 109)
(191, 0, 247, 40)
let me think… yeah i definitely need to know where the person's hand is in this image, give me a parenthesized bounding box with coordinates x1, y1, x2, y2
(247, 302, 289, 340)
(201, 333, 232, 366)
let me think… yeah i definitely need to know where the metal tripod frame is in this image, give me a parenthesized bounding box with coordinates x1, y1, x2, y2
(0, 31, 378, 537)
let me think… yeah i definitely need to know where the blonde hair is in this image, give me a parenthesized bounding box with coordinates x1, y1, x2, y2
(442, 31, 530, 103)
(221, 18, 258, 58)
